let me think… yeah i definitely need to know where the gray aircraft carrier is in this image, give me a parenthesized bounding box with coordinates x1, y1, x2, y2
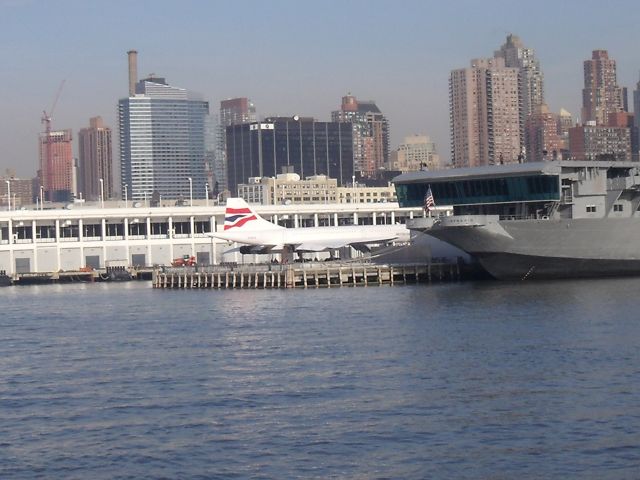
(394, 161, 640, 280)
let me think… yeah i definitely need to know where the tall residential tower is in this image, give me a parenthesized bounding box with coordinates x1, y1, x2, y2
(494, 34, 544, 151)
(582, 50, 624, 125)
(78, 116, 113, 201)
(449, 57, 521, 168)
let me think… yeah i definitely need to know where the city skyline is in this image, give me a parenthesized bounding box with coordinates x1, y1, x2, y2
(2, 0, 640, 176)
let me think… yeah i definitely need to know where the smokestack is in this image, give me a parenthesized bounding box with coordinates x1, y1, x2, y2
(127, 50, 138, 97)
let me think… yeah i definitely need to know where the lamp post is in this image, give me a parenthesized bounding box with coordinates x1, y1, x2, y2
(99, 178, 104, 208)
(4, 180, 10, 211)
(124, 184, 128, 208)
(205, 182, 209, 207)
(187, 177, 193, 207)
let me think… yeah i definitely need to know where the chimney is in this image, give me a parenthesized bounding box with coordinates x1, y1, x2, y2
(127, 50, 138, 96)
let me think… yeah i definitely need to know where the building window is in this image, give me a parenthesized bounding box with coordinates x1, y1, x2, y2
(586, 205, 597, 213)
(613, 204, 623, 212)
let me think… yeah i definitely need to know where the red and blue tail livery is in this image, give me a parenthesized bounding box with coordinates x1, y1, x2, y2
(224, 207, 257, 230)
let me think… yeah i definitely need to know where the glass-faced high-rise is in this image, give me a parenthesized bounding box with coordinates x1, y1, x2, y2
(225, 117, 354, 196)
(119, 77, 209, 201)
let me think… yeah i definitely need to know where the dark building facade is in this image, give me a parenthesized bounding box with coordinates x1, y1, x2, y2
(226, 117, 354, 195)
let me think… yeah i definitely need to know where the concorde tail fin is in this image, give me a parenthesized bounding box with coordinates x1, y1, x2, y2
(223, 198, 283, 231)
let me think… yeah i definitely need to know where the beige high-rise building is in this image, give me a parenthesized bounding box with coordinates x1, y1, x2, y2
(449, 57, 521, 168)
(388, 135, 440, 171)
(582, 50, 624, 125)
(494, 35, 544, 129)
(78, 116, 113, 201)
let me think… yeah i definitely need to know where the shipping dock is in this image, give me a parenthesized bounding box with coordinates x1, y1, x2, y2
(152, 261, 466, 289)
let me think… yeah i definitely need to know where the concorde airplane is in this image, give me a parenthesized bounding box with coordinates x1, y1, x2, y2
(210, 198, 410, 254)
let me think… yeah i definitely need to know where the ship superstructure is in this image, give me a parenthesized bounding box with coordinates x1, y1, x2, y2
(395, 161, 640, 280)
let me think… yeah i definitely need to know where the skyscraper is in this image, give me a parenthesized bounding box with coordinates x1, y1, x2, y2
(331, 95, 389, 176)
(582, 50, 624, 125)
(78, 116, 113, 201)
(494, 34, 544, 125)
(39, 129, 74, 202)
(225, 116, 354, 195)
(449, 57, 521, 168)
(216, 98, 257, 194)
(119, 75, 209, 201)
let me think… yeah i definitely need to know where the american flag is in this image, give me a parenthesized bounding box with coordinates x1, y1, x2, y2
(424, 186, 435, 212)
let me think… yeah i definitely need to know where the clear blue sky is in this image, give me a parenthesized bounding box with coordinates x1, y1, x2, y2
(1, 0, 639, 177)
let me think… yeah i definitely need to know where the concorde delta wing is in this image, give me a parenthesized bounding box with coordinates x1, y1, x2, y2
(295, 241, 350, 252)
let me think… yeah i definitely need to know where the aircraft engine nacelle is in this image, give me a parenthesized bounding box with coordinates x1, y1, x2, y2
(239, 245, 272, 255)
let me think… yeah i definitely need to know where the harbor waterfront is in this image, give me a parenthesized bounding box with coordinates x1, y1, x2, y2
(0, 201, 428, 278)
(1, 280, 639, 478)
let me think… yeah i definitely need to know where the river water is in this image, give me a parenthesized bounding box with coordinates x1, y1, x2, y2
(1, 279, 639, 479)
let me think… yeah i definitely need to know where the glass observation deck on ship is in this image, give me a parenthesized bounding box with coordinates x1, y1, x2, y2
(396, 174, 560, 209)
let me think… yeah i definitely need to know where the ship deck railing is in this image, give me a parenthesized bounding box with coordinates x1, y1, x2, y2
(498, 214, 550, 221)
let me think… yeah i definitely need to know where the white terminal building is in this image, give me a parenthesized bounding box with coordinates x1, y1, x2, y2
(0, 201, 423, 275)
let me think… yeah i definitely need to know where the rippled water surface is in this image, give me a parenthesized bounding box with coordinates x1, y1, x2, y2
(1, 279, 640, 479)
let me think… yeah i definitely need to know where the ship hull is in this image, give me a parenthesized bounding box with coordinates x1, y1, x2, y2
(426, 216, 640, 280)
(473, 252, 640, 280)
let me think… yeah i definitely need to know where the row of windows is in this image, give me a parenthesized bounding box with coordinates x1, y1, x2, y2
(396, 175, 560, 208)
(9, 221, 213, 240)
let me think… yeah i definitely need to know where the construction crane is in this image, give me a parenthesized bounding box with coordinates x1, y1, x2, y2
(40, 80, 66, 201)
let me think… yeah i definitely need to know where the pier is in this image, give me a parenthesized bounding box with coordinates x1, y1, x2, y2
(152, 262, 462, 289)
(6, 266, 154, 285)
